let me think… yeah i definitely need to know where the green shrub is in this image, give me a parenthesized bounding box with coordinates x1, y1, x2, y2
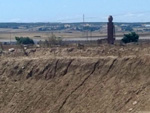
(15, 37, 34, 44)
(121, 32, 139, 44)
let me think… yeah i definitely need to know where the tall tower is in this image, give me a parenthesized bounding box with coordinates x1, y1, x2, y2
(107, 15, 115, 44)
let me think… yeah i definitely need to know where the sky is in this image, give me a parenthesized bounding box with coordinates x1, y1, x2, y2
(0, 0, 150, 22)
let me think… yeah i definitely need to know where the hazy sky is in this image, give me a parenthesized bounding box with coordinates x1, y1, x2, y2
(0, 0, 150, 22)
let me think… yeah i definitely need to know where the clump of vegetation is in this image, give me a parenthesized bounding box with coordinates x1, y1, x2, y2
(46, 33, 62, 47)
(0, 42, 3, 51)
(121, 32, 139, 44)
(0, 42, 3, 54)
(15, 37, 34, 44)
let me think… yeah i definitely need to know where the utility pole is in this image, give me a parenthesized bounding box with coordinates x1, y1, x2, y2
(83, 14, 85, 23)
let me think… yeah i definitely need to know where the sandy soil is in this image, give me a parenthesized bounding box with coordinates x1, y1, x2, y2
(1, 44, 150, 113)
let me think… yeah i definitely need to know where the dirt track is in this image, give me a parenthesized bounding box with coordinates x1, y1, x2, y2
(1, 45, 150, 113)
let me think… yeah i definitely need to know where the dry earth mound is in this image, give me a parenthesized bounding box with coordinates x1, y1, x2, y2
(0, 45, 150, 113)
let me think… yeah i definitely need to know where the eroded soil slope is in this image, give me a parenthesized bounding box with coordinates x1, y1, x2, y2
(1, 46, 150, 113)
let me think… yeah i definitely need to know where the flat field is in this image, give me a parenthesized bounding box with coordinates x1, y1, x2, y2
(0, 29, 150, 41)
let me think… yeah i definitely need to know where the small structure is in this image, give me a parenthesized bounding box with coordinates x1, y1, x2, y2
(107, 15, 115, 44)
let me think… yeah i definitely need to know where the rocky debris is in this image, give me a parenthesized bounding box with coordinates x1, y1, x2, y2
(8, 48, 15, 52)
(129, 108, 133, 111)
(133, 101, 138, 105)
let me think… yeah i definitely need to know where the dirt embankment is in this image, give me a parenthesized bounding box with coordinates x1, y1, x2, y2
(1, 44, 150, 113)
(0, 52, 150, 113)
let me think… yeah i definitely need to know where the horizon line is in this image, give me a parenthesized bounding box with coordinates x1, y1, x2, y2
(0, 21, 150, 24)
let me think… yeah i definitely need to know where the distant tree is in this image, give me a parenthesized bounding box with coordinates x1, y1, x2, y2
(46, 33, 62, 47)
(15, 37, 34, 44)
(0, 42, 3, 51)
(121, 32, 139, 44)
